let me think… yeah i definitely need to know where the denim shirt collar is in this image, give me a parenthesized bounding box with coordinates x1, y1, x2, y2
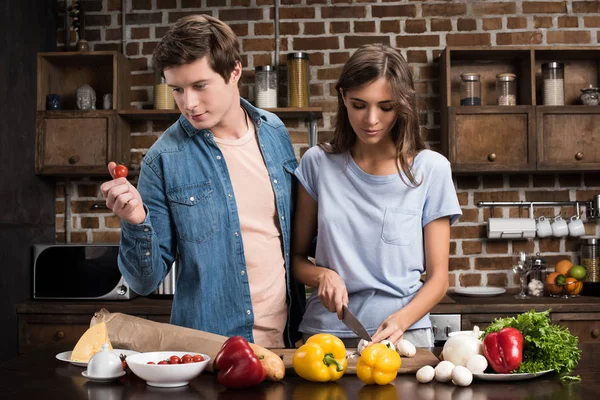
(178, 98, 269, 138)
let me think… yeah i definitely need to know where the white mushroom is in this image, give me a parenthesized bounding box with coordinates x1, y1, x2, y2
(434, 360, 455, 382)
(451, 365, 473, 387)
(416, 365, 436, 383)
(465, 354, 488, 374)
(397, 339, 416, 357)
(380, 339, 396, 352)
(357, 339, 371, 355)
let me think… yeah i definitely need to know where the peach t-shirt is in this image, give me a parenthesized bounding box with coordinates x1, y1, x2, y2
(214, 124, 287, 348)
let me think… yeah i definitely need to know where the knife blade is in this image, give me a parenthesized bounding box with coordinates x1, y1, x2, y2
(341, 305, 372, 342)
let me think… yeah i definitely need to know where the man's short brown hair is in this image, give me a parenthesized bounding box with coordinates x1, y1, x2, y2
(152, 14, 242, 83)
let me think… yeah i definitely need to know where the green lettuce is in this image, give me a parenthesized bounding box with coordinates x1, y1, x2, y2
(483, 309, 581, 379)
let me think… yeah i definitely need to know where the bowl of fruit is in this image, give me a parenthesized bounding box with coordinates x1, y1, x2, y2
(545, 260, 585, 298)
(125, 351, 210, 388)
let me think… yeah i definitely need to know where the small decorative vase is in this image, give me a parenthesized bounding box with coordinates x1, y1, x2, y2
(46, 94, 61, 110)
(76, 39, 89, 52)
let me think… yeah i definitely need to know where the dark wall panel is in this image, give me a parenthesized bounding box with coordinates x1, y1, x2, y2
(0, 0, 57, 362)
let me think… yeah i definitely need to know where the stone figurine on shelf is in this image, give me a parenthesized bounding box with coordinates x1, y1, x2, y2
(76, 84, 96, 110)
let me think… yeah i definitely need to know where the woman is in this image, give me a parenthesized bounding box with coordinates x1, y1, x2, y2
(292, 44, 461, 348)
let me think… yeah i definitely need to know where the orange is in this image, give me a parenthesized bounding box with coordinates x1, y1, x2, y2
(545, 272, 563, 295)
(565, 277, 583, 296)
(555, 260, 574, 276)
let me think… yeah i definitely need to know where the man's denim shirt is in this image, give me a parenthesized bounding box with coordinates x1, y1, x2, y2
(118, 98, 303, 346)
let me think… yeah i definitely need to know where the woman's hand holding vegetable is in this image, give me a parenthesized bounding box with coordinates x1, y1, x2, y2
(370, 311, 407, 346)
(317, 268, 348, 320)
(101, 161, 146, 225)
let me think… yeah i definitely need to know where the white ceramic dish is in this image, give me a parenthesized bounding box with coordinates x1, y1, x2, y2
(81, 370, 126, 382)
(56, 349, 139, 367)
(125, 351, 210, 388)
(454, 287, 506, 297)
(473, 369, 553, 381)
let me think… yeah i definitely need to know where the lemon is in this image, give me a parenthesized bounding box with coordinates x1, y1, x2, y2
(555, 274, 567, 285)
(568, 265, 586, 281)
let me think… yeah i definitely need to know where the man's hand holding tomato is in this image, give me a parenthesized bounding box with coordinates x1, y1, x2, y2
(100, 162, 146, 225)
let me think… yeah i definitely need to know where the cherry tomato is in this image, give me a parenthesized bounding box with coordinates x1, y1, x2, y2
(192, 354, 204, 362)
(147, 361, 155, 365)
(114, 164, 128, 178)
(157, 360, 169, 365)
(181, 354, 193, 363)
(169, 355, 181, 364)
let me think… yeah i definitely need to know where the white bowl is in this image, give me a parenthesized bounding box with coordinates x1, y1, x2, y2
(125, 351, 210, 388)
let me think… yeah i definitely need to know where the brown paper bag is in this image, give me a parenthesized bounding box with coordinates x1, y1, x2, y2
(90, 309, 285, 380)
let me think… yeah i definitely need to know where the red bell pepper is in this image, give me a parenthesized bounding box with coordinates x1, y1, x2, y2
(482, 327, 524, 374)
(214, 336, 266, 389)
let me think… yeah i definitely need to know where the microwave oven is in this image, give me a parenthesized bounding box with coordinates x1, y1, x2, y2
(33, 244, 136, 300)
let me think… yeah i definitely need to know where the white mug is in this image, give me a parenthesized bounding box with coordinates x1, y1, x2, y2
(536, 216, 552, 238)
(568, 216, 585, 237)
(551, 216, 569, 237)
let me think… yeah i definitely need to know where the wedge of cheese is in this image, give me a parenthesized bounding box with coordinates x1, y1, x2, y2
(70, 322, 113, 362)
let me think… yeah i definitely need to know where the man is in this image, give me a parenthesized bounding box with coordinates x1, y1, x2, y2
(101, 14, 304, 348)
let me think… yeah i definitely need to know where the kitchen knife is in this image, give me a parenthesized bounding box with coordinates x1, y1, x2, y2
(342, 305, 372, 342)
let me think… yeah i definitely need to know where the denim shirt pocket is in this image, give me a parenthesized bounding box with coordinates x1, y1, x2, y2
(381, 207, 421, 246)
(167, 181, 219, 244)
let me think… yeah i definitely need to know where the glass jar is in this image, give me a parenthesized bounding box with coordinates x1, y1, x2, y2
(255, 65, 278, 109)
(581, 237, 599, 282)
(496, 73, 517, 106)
(460, 72, 481, 106)
(287, 52, 309, 108)
(542, 62, 565, 106)
(528, 254, 547, 297)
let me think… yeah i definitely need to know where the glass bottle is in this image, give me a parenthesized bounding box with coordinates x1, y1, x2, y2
(254, 65, 277, 109)
(528, 254, 547, 297)
(460, 72, 481, 106)
(542, 62, 565, 106)
(496, 73, 517, 106)
(287, 52, 309, 108)
(581, 237, 599, 283)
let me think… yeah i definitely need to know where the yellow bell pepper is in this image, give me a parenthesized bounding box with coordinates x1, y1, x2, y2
(292, 333, 348, 382)
(356, 343, 401, 385)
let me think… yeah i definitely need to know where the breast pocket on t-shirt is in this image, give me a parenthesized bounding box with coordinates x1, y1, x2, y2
(381, 207, 421, 246)
(167, 181, 219, 244)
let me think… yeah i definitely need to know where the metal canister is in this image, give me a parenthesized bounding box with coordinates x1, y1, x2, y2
(581, 237, 599, 282)
(287, 52, 309, 108)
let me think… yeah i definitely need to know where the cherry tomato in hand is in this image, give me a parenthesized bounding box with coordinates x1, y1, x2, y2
(114, 164, 128, 178)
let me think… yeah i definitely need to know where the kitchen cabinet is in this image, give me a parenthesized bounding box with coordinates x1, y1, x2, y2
(35, 51, 131, 176)
(441, 46, 600, 173)
(551, 312, 600, 343)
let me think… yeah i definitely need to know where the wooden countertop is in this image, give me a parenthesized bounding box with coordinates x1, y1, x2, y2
(1, 343, 599, 399)
(17, 292, 600, 316)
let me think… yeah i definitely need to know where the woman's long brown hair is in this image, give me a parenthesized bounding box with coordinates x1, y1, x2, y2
(320, 43, 427, 186)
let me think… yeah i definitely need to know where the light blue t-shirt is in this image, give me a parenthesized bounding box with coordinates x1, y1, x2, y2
(295, 147, 462, 337)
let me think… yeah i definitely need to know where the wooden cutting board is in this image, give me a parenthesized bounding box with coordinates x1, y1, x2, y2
(275, 348, 439, 374)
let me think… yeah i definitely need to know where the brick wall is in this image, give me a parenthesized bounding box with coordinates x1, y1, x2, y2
(55, 0, 600, 289)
